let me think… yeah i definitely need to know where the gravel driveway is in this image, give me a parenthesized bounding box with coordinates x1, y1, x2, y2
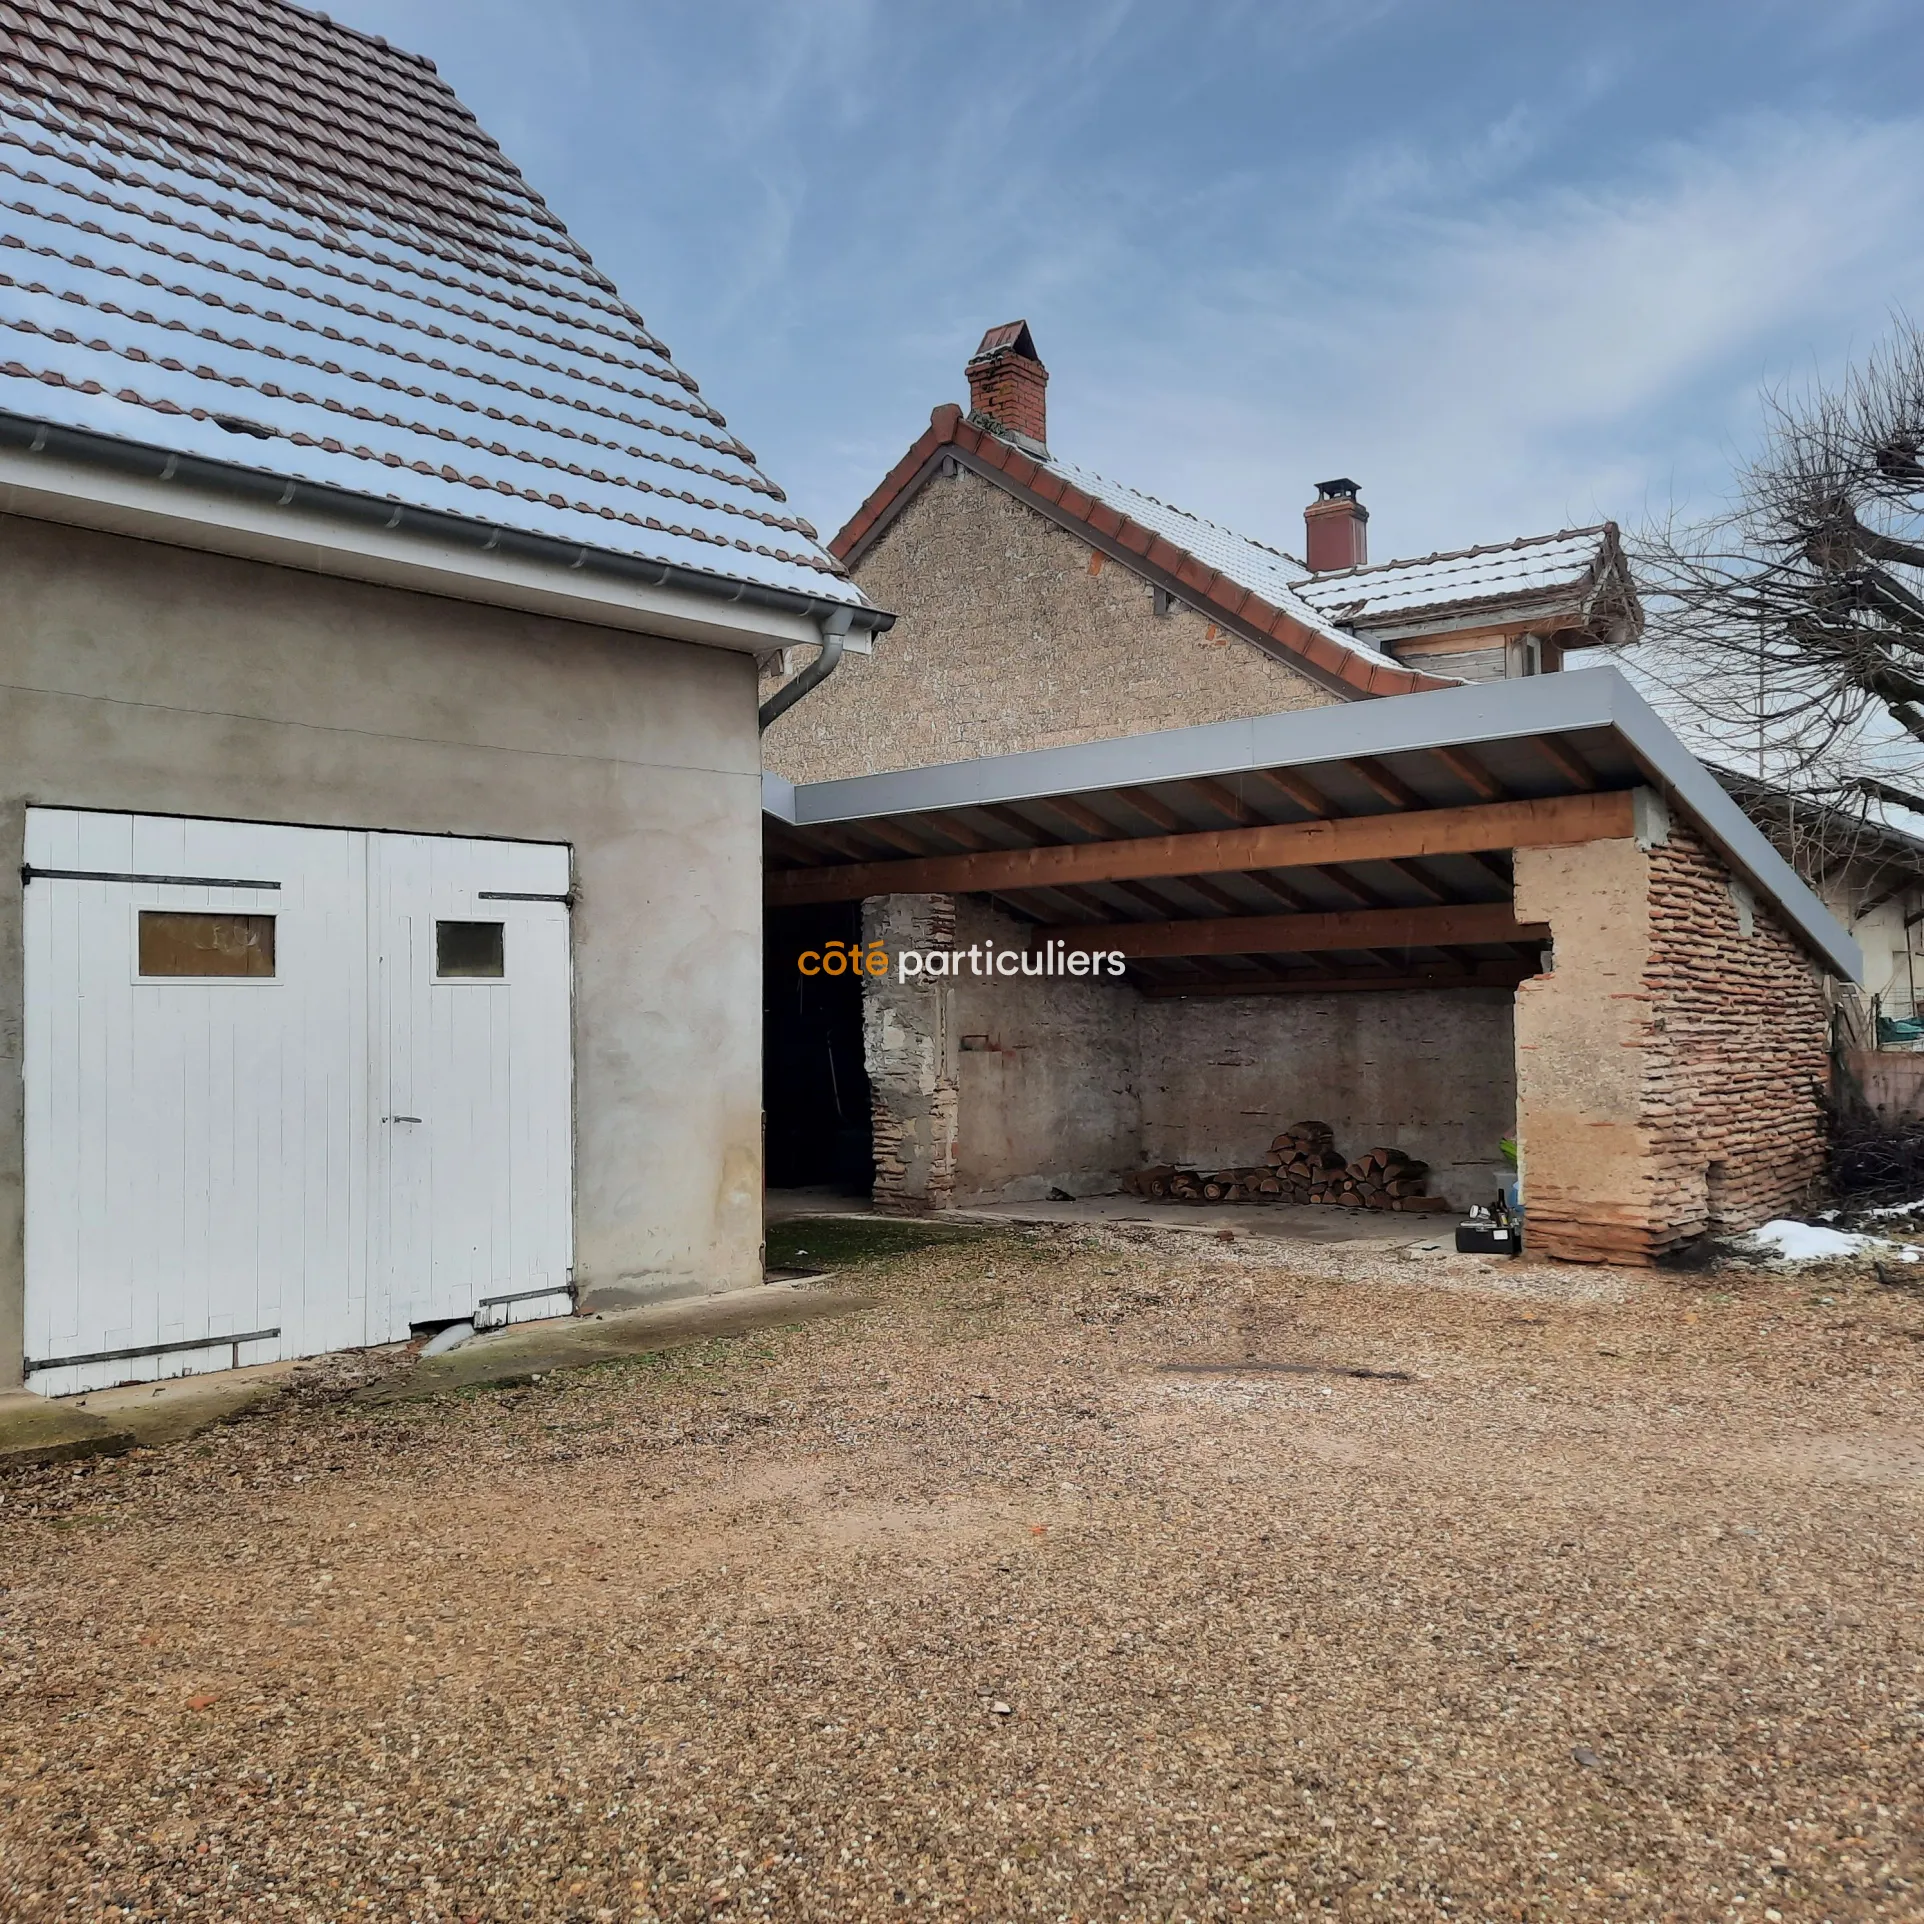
(2, 1225, 1920, 1922)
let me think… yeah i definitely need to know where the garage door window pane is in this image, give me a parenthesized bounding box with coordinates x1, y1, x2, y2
(138, 911, 276, 978)
(436, 921, 504, 978)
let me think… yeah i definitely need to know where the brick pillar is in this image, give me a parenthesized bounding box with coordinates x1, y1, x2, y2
(862, 894, 959, 1214)
(1514, 793, 1830, 1263)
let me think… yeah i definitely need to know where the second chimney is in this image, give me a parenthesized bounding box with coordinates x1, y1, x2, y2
(965, 320, 1048, 455)
(1305, 478, 1368, 572)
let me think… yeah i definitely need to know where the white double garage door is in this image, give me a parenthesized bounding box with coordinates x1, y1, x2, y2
(24, 809, 574, 1396)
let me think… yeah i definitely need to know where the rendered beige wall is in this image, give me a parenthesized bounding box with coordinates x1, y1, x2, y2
(762, 466, 1336, 782)
(0, 512, 769, 1384)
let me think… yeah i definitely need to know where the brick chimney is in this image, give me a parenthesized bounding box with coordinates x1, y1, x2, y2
(965, 320, 1048, 456)
(1304, 478, 1368, 572)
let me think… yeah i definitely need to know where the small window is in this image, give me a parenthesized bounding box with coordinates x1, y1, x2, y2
(138, 911, 276, 978)
(436, 920, 504, 979)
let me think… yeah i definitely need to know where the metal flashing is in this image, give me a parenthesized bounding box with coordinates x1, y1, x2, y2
(761, 668, 1861, 982)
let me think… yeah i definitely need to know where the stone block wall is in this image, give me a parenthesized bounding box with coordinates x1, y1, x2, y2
(856, 889, 1519, 1212)
(762, 467, 1336, 783)
(949, 897, 1140, 1202)
(1138, 987, 1517, 1207)
(1515, 809, 1830, 1262)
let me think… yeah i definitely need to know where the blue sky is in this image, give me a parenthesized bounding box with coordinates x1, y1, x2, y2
(331, 1, 1924, 570)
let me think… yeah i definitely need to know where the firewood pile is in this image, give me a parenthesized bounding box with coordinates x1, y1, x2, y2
(1122, 1119, 1453, 1212)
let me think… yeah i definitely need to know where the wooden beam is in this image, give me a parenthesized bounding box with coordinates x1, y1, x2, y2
(1141, 962, 1537, 997)
(1433, 745, 1508, 802)
(1183, 776, 1260, 826)
(1347, 757, 1426, 810)
(1034, 903, 1549, 959)
(1533, 733, 1599, 791)
(1251, 766, 1336, 817)
(766, 790, 1636, 905)
(1035, 794, 1123, 839)
(1113, 785, 1186, 832)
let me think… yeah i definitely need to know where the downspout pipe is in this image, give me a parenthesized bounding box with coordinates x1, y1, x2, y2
(759, 605, 855, 732)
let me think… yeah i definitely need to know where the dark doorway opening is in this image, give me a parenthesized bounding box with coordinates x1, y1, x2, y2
(765, 903, 873, 1192)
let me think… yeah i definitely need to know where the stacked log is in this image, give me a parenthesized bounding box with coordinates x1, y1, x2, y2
(1121, 1120, 1452, 1212)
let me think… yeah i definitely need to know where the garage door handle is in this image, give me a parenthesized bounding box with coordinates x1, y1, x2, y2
(384, 1115, 422, 1124)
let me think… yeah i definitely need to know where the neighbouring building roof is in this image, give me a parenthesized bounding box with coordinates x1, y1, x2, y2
(834, 404, 1455, 701)
(1293, 526, 1638, 644)
(1713, 765, 1924, 891)
(0, 0, 860, 603)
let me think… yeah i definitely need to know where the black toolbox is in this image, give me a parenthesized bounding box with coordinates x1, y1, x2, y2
(1455, 1220, 1522, 1256)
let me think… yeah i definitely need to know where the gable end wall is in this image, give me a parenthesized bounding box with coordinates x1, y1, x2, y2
(761, 467, 1338, 783)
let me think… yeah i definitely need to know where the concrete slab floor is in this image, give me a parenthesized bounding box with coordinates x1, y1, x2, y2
(767, 1187, 1439, 1248)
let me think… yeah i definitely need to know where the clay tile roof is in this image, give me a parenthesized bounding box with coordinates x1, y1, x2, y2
(0, 0, 860, 599)
(1292, 527, 1616, 625)
(830, 407, 1457, 699)
(969, 318, 1036, 360)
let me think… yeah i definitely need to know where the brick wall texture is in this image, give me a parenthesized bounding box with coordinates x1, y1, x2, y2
(1516, 818, 1830, 1263)
(761, 466, 1337, 783)
(1640, 822, 1831, 1249)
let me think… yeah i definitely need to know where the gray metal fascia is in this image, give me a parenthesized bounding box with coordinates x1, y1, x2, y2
(1595, 673, 1860, 980)
(761, 769, 799, 824)
(771, 669, 1861, 980)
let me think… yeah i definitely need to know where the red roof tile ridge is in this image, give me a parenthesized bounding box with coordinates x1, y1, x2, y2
(828, 406, 1455, 699)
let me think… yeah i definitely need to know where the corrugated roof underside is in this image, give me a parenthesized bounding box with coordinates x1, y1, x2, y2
(0, 0, 859, 599)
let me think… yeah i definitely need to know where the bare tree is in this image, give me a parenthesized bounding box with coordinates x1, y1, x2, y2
(1631, 317, 1924, 773)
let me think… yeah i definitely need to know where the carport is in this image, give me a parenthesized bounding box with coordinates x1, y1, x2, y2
(763, 671, 1858, 1262)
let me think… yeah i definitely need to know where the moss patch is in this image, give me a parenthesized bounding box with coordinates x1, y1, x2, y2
(767, 1216, 1009, 1271)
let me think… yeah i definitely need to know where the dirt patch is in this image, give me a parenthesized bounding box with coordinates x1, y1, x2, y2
(1, 1225, 1920, 1921)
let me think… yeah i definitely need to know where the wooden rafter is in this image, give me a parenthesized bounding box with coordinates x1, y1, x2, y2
(1034, 903, 1550, 959)
(767, 791, 1636, 906)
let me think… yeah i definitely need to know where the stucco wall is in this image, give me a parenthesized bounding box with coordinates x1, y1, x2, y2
(949, 897, 1140, 1204)
(761, 466, 1337, 782)
(1137, 989, 1516, 1208)
(0, 512, 769, 1382)
(1515, 816, 1830, 1262)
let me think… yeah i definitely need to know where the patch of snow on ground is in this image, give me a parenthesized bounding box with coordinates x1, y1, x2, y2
(1737, 1219, 1923, 1264)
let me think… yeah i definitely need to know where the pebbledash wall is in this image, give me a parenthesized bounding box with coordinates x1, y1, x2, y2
(858, 894, 1517, 1214)
(1514, 809, 1831, 1262)
(0, 512, 772, 1384)
(761, 467, 1336, 783)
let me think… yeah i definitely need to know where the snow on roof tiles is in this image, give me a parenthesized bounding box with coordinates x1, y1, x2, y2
(0, 0, 860, 602)
(1039, 455, 1407, 672)
(1292, 528, 1610, 624)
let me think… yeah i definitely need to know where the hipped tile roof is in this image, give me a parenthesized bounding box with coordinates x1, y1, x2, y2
(0, 0, 860, 600)
(1293, 527, 1621, 626)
